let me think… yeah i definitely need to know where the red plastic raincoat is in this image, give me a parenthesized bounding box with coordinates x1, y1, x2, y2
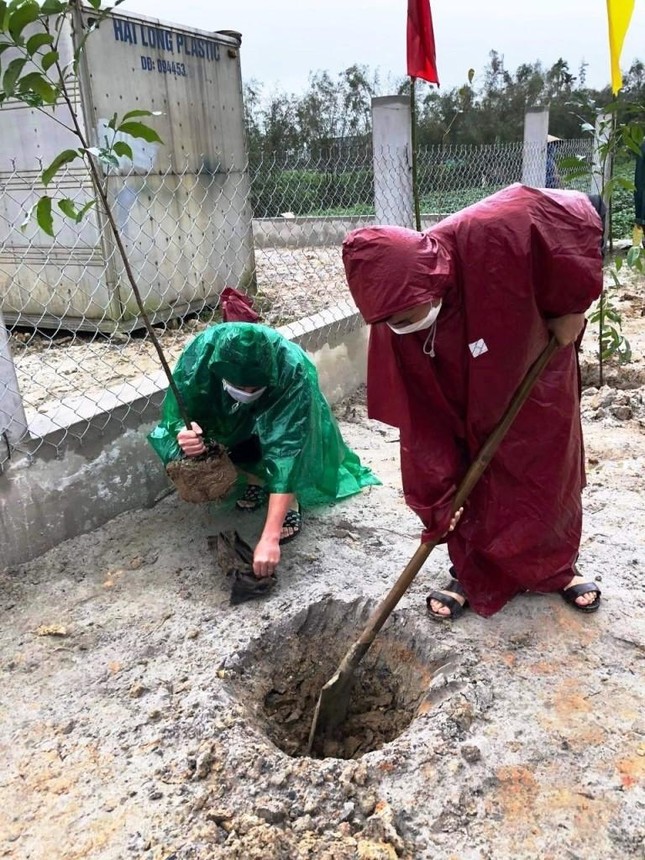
(343, 185, 603, 616)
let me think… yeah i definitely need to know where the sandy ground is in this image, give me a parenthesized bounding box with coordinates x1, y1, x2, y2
(2, 252, 644, 859)
(1, 379, 644, 859)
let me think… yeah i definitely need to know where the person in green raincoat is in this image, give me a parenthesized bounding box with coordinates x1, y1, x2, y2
(148, 323, 380, 578)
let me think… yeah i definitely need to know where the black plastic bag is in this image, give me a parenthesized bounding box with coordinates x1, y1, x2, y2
(208, 530, 276, 605)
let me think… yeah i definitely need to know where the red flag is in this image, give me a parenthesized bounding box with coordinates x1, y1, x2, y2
(406, 0, 439, 84)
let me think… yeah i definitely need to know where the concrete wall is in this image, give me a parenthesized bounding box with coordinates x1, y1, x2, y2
(252, 214, 444, 249)
(0, 306, 368, 571)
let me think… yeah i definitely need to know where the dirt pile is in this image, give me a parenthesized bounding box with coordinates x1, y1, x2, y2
(581, 384, 645, 425)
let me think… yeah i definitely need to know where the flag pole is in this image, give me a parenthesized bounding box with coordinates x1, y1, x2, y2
(410, 76, 421, 232)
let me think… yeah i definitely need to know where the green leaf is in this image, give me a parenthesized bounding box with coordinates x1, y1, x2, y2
(113, 140, 133, 160)
(614, 256, 623, 272)
(75, 199, 95, 222)
(604, 176, 633, 197)
(121, 108, 153, 121)
(626, 246, 641, 268)
(36, 195, 54, 236)
(615, 176, 634, 191)
(107, 111, 117, 130)
(41, 148, 79, 186)
(624, 136, 644, 157)
(8, 0, 39, 42)
(40, 49, 58, 71)
(58, 197, 95, 222)
(26, 31, 52, 54)
(99, 148, 119, 168)
(41, 0, 66, 13)
(2, 56, 26, 96)
(0, 42, 12, 57)
(20, 90, 44, 107)
(57, 197, 78, 220)
(18, 71, 57, 103)
(116, 120, 163, 144)
(0, 3, 7, 33)
(619, 340, 632, 364)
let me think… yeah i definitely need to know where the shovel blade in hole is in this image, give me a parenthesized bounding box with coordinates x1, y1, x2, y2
(307, 640, 368, 753)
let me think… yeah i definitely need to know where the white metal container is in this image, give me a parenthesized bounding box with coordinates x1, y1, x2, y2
(0, 6, 254, 331)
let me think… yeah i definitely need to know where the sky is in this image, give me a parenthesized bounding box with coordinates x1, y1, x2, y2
(120, 0, 644, 96)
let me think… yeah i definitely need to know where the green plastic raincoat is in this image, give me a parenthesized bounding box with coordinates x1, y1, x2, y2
(148, 323, 380, 506)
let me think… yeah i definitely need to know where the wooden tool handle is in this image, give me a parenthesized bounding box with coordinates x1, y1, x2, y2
(353, 335, 559, 652)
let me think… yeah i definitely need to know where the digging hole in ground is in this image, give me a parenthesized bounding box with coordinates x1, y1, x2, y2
(226, 598, 454, 760)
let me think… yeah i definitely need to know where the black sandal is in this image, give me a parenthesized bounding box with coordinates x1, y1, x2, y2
(235, 483, 268, 512)
(560, 581, 601, 613)
(279, 506, 302, 545)
(426, 578, 469, 622)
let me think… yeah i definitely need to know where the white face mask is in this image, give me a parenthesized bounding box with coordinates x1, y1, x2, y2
(387, 301, 442, 334)
(222, 380, 267, 404)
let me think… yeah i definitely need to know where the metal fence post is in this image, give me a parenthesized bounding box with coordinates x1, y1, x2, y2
(522, 108, 549, 187)
(371, 96, 414, 228)
(0, 310, 27, 458)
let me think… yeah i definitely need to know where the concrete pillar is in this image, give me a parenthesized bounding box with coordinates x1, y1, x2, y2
(522, 108, 549, 187)
(371, 96, 414, 228)
(0, 310, 27, 461)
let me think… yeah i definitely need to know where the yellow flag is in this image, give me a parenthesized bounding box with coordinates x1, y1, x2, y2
(607, 0, 636, 93)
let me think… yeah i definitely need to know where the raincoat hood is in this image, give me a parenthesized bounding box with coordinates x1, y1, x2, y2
(342, 226, 453, 323)
(208, 323, 278, 388)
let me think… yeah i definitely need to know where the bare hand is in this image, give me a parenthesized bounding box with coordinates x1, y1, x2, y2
(546, 313, 586, 347)
(177, 421, 206, 457)
(445, 507, 463, 535)
(253, 536, 280, 578)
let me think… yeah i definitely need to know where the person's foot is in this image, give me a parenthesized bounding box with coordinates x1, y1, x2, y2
(561, 575, 601, 611)
(426, 578, 468, 621)
(563, 575, 597, 607)
(279, 505, 302, 545)
(235, 482, 268, 511)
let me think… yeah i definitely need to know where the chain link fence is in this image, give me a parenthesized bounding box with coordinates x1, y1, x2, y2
(1, 138, 595, 462)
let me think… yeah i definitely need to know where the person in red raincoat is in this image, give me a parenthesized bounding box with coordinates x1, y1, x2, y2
(342, 184, 603, 619)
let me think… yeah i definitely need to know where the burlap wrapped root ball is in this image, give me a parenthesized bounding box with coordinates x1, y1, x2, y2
(166, 443, 238, 503)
